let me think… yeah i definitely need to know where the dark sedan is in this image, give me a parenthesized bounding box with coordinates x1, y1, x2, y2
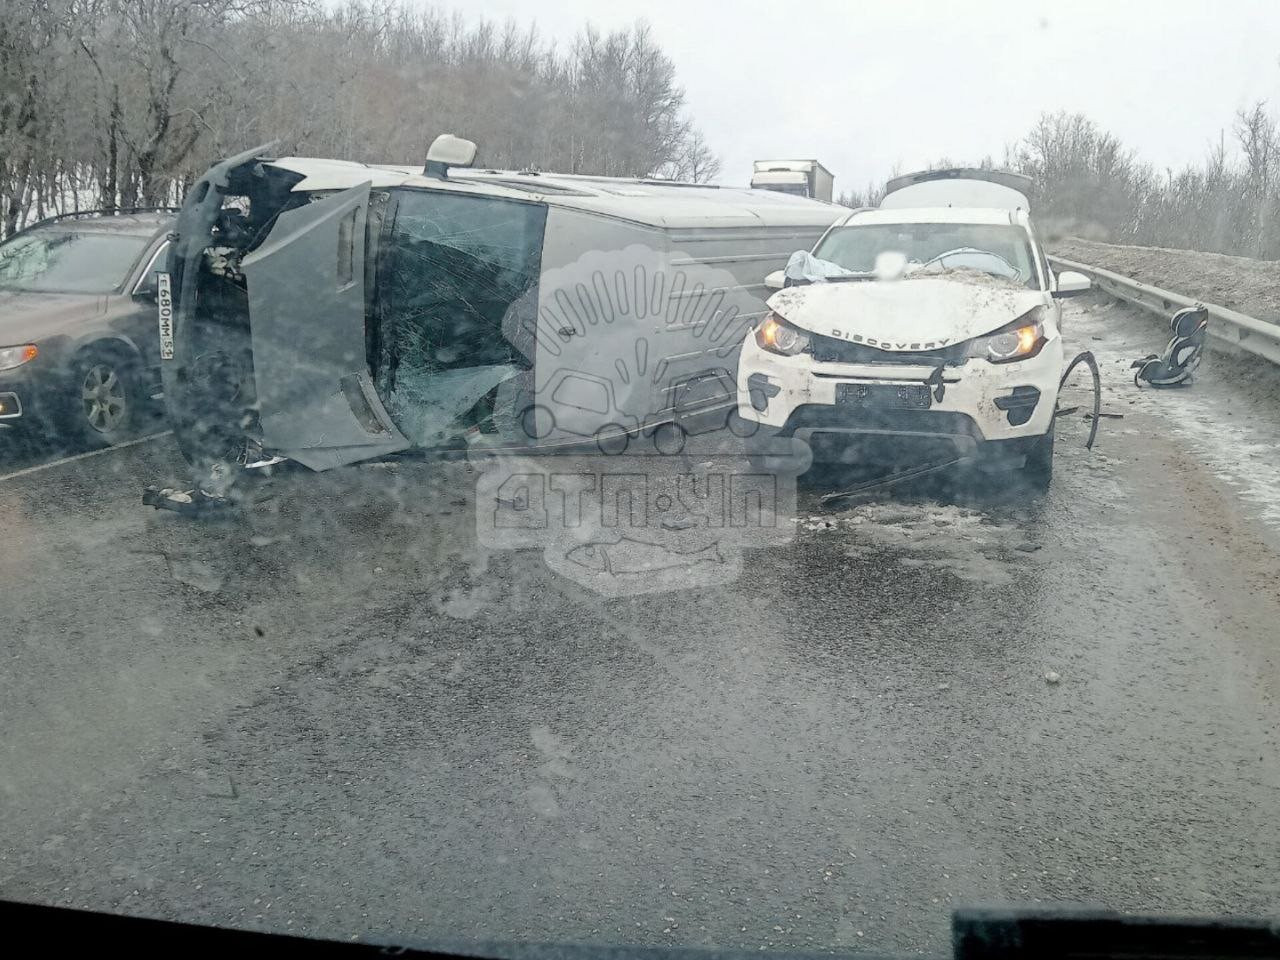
(0, 209, 174, 449)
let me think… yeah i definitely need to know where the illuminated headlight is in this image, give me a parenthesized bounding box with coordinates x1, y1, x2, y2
(0, 344, 38, 371)
(964, 310, 1046, 363)
(755, 312, 811, 356)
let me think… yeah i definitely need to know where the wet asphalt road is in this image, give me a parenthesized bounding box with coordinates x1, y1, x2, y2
(2, 298, 1279, 957)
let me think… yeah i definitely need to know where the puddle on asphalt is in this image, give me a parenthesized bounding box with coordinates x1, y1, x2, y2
(794, 502, 1042, 585)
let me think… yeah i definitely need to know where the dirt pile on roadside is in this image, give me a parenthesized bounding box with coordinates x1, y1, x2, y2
(1049, 237, 1280, 323)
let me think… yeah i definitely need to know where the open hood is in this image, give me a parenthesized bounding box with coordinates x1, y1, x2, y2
(880, 168, 1033, 211)
(766, 277, 1047, 350)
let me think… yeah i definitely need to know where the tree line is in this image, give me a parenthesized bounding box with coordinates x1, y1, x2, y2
(7, 1, 1274, 260)
(839, 107, 1280, 260)
(0, 0, 722, 238)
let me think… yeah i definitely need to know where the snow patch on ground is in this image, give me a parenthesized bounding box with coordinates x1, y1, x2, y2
(1164, 416, 1280, 526)
(1067, 298, 1280, 530)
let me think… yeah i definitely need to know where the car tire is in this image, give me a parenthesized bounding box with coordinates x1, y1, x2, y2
(652, 421, 686, 455)
(727, 411, 760, 438)
(595, 422, 630, 456)
(520, 404, 556, 440)
(70, 349, 143, 448)
(1020, 421, 1054, 492)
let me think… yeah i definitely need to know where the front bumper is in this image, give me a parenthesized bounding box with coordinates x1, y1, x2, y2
(0, 388, 22, 420)
(0, 356, 72, 436)
(736, 333, 1063, 449)
(0, 363, 44, 423)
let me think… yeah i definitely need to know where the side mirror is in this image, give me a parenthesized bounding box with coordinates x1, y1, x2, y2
(1053, 270, 1091, 298)
(764, 269, 785, 291)
(424, 134, 478, 179)
(133, 282, 158, 303)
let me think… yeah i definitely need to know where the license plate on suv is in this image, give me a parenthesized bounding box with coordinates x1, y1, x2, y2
(835, 382, 933, 410)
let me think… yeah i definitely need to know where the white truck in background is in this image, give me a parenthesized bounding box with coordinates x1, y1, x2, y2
(751, 160, 835, 203)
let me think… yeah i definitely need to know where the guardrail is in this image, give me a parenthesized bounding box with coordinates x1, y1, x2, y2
(1048, 254, 1280, 366)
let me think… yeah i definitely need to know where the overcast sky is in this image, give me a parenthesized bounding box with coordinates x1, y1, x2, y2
(418, 0, 1280, 191)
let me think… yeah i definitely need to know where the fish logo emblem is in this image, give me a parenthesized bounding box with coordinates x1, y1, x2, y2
(565, 536, 725, 576)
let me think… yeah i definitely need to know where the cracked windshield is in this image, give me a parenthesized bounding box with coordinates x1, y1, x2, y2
(3, 1, 1280, 957)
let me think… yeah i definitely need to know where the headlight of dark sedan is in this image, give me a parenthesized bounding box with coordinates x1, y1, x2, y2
(0, 344, 38, 372)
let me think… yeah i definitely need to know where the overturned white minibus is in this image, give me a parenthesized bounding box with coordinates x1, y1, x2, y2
(161, 137, 844, 482)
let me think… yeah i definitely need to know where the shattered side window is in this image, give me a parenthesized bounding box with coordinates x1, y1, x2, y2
(382, 190, 545, 371)
(377, 189, 546, 444)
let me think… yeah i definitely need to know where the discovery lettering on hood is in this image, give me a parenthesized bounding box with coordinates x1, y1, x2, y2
(768, 272, 1048, 349)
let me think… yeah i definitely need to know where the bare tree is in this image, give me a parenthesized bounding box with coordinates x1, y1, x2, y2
(0, 1, 721, 236)
(829, 106, 1280, 259)
(0, 0, 66, 233)
(661, 129, 722, 183)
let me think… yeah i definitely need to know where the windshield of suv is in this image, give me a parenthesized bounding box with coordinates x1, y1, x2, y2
(0, 228, 149, 294)
(814, 222, 1040, 288)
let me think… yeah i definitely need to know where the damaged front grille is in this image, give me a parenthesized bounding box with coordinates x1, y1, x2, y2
(809, 333, 966, 366)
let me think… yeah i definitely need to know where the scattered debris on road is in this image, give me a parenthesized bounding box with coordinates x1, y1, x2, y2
(142, 485, 235, 518)
(818, 456, 967, 508)
(1058, 350, 1102, 449)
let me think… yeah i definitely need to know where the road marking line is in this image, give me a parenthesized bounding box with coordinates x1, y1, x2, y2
(0, 431, 173, 484)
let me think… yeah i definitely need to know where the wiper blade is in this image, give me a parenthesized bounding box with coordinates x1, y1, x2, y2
(820, 272, 877, 283)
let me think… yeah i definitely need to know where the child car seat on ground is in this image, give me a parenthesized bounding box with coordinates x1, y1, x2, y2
(1132, 305, 1208, 387)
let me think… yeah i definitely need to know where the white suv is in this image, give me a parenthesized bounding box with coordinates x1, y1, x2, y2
(736, 169, 1090, 490)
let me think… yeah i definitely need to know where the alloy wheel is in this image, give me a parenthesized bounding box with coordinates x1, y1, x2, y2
(81, 362, 129, 434)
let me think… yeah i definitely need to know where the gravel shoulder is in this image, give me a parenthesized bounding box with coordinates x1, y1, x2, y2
(1049, 237, 1280, 323)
